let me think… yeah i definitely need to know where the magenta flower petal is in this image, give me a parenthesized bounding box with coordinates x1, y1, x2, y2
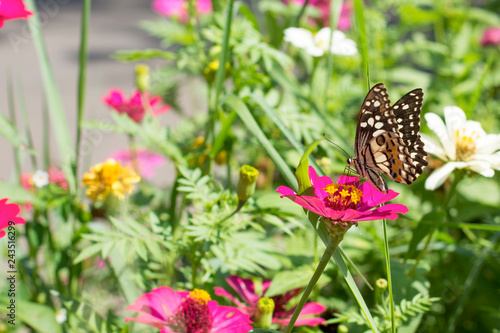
(103, 89, 170, 123)
(352, 204, 409, 221)
(126, 286, 183, 328)
(308, 166, 334, 200)
(226, 276, 260, 307)
(481, 27, 500, 46)
(214, 287, 251, 314)
(211, 304, 254, 333)
(277, 187, 330, 217)
(0, 0, 32, 28)
(109, 149, 165, 179)
(0, 198, 26, 238)
(127, 286, 252, 332)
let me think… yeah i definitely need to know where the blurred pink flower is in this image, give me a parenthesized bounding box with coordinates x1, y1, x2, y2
(277, 166, 408, 226)
(126, 286, 252, 333)
(481, 27, 500, 46)
(152, 0, 212, 22)
(0, 0, 32, 28)
(108, 149, 165, 179)
(20, 167, 68, 191)
(285, 0, 352, 30)
(0, 199, 26, 238)
(214, 276, 326, 327)
(103, 89, 171, 123)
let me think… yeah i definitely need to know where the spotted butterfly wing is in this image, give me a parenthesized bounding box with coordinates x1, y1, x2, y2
(347, 83, 428, 193)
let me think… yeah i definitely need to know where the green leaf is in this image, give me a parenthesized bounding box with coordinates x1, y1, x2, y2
(295, 139, 323, 194)
(265, 266, 314, 298)
(25, 0, 76, 193)
(225, 95, 296, 189)
(112, 49, 176, 62)
(0, 181, 45, 206)
(406, 210, 445, 260)
(0, 297, 62, 333)
(73, 243, 104, 264)
(0, 111, 27, 148)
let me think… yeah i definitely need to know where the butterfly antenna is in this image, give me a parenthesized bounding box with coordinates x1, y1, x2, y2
(323, 134, 352, 160)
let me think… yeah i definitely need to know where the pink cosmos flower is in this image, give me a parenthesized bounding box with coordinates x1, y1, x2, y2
(108, 149, 165, 179)
(0, 0, 32, 28)
(0, 199, 26, 238)
(126, 286, 253, 333)
(214, 276, 326, 327)
(480, 27, 500, 46)
(152, 0, 212, 22)
(285, 0, 352, 30)
(103, 89, 171, 123)
(277, 166, 408, 226)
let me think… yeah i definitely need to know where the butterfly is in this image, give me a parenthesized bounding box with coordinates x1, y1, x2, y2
(347, 83, 428, 193)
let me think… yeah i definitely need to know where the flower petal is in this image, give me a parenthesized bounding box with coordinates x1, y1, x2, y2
(476, 134, 500, 155)
(284, 27, 316, 49)
(308, 166, 334, 200)
(352, 204, 408, 221)
(425, 161, 465, 190)
(357, 181, 399, 210)
(213, 287, 250, 313)
(425, 112, 455, 159)
(225, 276, 260, 307)
(420, 133, 447, 160)
(211, 304, 253, 333)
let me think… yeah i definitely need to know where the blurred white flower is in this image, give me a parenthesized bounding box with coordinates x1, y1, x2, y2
(32, 170, 49, 188)
(55, 308, 67, 324)
(284, 27, 357, 57)
(421, 106, 500, 190)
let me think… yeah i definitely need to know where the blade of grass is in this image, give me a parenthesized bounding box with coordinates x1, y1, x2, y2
(294, 0, 309, 26)
(446, 232, 500, 332)
(75, 0, 91, 184)
(225, 95, 296, 188)
(7, 76, 22, 182)
(25, 0, 76, 193)
(42, 101, 50, 170)
(17, 82, 38, 170)
(353, 0, 370, 90)
(323, 0, 343, 112)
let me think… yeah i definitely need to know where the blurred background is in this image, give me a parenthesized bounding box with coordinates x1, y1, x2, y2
(0, 0, 202, 186)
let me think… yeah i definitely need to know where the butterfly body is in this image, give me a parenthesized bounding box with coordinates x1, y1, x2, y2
(347, 83, 428, 193)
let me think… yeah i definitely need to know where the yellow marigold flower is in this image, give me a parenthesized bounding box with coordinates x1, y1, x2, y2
(82, 159, 140, 201)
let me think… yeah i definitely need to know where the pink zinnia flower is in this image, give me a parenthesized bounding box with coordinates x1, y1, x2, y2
(277, 166, 408, 226)
(214, 276, 326, 327)
(108, 149, 165, 179)
(126, 286, 253, 333)
(0, 0, 32, 28)
(152, 0, 212, 22)
(0, 199, 26, 238)
(480, 27, 500, 46)
(103, 89, 171, 123)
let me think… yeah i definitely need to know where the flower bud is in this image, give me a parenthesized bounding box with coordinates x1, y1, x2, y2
(236, 165, 259, 202)
(376, 278, 388, 292)
(338, 324, 349, 333)
(135, 64, 150, 92)
(254, 297, 275, 329)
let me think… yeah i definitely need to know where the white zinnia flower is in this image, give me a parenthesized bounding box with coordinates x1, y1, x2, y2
(55, 308, 67, 323)
(421, 106, 500, 190)
(284, 27, 357, 57)
(32, 170, 49, 188)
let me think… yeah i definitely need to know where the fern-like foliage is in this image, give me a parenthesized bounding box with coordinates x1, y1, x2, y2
(331, 293, 440, 332)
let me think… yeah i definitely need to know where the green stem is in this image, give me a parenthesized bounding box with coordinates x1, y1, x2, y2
(284, 235, 342, 333)
(382, 219, 396, 333)
(17, 82, 38, 170)
(294, 0, 309, 26)
(75, 0, 91, 184)
(7, 76, 21, 182)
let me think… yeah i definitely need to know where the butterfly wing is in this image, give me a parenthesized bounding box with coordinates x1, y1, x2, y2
(351, 83, 427, 193)
(391, 88, 428, 180)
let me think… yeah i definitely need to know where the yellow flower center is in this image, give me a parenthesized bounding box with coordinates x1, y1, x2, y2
(323, 183, 363, 210)
(189, 289, 211, 305)
(455, 128, 479, 161)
